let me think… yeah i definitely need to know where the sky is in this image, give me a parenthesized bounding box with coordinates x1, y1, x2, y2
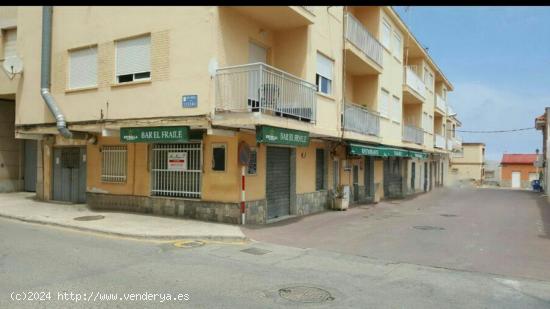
(394, 6, 550, 161)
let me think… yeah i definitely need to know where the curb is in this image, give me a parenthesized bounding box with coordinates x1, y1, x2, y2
(0, 214, 249, 243)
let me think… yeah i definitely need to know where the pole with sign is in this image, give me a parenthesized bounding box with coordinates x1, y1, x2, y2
(238, 142, 251, 225)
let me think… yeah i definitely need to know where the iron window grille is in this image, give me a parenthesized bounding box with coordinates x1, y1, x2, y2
(101, 145, 128, 183)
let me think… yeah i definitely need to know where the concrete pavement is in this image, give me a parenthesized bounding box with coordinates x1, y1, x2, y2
(243, 187, 550, 281)
(1, 218, 550, 308)
(0, 192, 246, 241)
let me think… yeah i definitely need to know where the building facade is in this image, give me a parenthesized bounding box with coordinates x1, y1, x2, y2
(6, 6, 460, 224)
(500, 154, 538, 189)
(449, 143, 485, 185)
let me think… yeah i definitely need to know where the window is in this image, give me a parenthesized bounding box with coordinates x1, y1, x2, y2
(116, 35, 151, 83)
(2, 28, 16, 59)
(392, 95, 401, 123)
(212, 144, 226, 172)
(68, 47, 97, 89)
(392, 30, 402, 59)
(379, 89, 389, 118)
(247, 148, 257, 175)
(101, 146, 127, 183)
(429, 115, 433, 132)
(422, 112, 429, 132)
(316, 149, 325, 190)
(151, 143, 202, 198)
(381, 20, 391, 50)
(316, 52, 333, 95)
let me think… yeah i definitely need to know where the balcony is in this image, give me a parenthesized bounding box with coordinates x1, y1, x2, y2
(403, 66, 426, 104)
(450, 136, 462, 151)
(344, 13, 383, 75)
(215, 63, 317, 123)
(435, 95, 447, 115)
(231, 6, 315, 30)
(447, 104, 457, 117)
(435, 134, 445, 149)
(343, 102, 380, 136)
(403, 125, 424, 145)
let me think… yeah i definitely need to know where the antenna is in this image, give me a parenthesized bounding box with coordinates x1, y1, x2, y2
(2, 55, 23, 79)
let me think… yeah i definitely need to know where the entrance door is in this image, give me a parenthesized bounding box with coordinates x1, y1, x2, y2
(364, 157, 374, 199)
(383, 157, 403, 198)
(353, 164, 359, 202)
(423, 162, 428, 192)
(266, 147, 291, 220)
(24, 140, 37, 192)
(511, 171, 521, 188)
(410, 162, 416, 191)
(53, 147, 87, 203)
(248, 42, 268, 111)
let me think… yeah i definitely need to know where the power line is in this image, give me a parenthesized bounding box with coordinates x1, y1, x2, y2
(452, 127, 536, 133)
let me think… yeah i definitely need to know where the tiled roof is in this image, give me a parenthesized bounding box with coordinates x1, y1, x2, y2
(501, 154, 538, 164)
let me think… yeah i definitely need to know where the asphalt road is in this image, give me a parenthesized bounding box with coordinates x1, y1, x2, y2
(243, 187, 550, 282)
(1, 215, 550, 308)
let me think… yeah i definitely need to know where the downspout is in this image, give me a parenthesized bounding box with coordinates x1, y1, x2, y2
(40, 6, 72, 139)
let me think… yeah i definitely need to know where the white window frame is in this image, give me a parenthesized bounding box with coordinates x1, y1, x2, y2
(115, 35, 151, 84)
(2, 28, 17, 59)
(381, 19, 391, 50)
(101, 145, 128, 183)
(316, 52, 333, 95)
(68, 46, 98, 90)
(391, 95, 401, 123)
(379, 88, 390, 118)
(392, 30, 402, 60)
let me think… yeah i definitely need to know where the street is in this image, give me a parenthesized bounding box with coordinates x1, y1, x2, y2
(244, 187, 550, 281)
(1, 187, 550, 308)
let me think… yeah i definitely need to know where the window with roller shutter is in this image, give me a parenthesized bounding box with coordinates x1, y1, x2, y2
(68, 46, 97, 89)
(116, 35, 151, 83)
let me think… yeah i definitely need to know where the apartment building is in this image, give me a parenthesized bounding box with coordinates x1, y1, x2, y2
(449, 143, 486, 185)
(8, 6, 460, 224)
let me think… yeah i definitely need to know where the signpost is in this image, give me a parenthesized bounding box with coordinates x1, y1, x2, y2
(167, 152, 188, 171)
(120, 126, 189, 143)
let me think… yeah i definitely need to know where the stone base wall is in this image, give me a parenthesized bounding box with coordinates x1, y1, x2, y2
(500, 180, 532, 189)
(296, 190, 329, 216)
(87, 193, 243, 224)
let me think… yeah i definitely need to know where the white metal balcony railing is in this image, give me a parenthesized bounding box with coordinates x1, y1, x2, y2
(215, 63, 317, 123)
(451, 136, 462, 150)
(435, 134, 445, 148)
(403, 124, 424, 145)
(345, 13, 384, 67)
(343, 102, 380, 136)
(435, 95, 447, 112)
(447, 104, 456, 116)
(405, 66, 426, 99)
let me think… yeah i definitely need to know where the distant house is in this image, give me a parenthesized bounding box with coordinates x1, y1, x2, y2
(500, 154, 539, 189)
(449, 143, 486, 185)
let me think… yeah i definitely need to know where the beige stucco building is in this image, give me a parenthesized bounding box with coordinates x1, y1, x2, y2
(449, 142, 486, 185)
(3, 6, 461, 224)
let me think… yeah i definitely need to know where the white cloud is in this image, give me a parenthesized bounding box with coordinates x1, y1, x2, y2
(449, 82, 548, 161)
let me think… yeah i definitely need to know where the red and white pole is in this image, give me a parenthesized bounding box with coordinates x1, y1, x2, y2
(241, 165, 246, 225)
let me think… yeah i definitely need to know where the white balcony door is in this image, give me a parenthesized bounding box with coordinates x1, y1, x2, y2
(248, 42, 267, 104)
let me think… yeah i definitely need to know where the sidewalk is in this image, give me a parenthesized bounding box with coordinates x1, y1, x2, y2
(0, 192, 247, 242)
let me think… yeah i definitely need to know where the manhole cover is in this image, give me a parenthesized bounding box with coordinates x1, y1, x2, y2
(73, 215, 105, 221)
(241, 247, 271, 255)
(413, 226, 445, 231)
(173, 240, 205, 248)
(440, 214, 458, 217)
(278, 286, 334, 303)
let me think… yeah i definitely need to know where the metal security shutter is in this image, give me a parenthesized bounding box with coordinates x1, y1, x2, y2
(52, 147, 86, 203)
(383, 157, 402, 198)
(3, 28, 16, 58)
(315, 148, 325, 190)
(116, 35, 151, 76)
(69, 47, 97, 89)
(364, 157, 374, 199)
(266, 147, 291, 219)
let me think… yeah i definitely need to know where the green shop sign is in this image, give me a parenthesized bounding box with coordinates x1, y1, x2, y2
(256, 125, 310, 147)
(349, 143, 428, 159)
(120, 126, 189, 143)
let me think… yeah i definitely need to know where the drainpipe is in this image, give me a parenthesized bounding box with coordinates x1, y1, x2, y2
(40, 6, 72, 139)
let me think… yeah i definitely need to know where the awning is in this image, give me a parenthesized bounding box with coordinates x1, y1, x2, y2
(348, 143, 428, 159)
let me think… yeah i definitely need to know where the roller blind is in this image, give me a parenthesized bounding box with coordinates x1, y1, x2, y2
(3, 28, 17, 59)
(116, 35, 151, 76)
(316, 52, 333, 80)
(379, 89, 389, 117)
(69, 47, 97, 89)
